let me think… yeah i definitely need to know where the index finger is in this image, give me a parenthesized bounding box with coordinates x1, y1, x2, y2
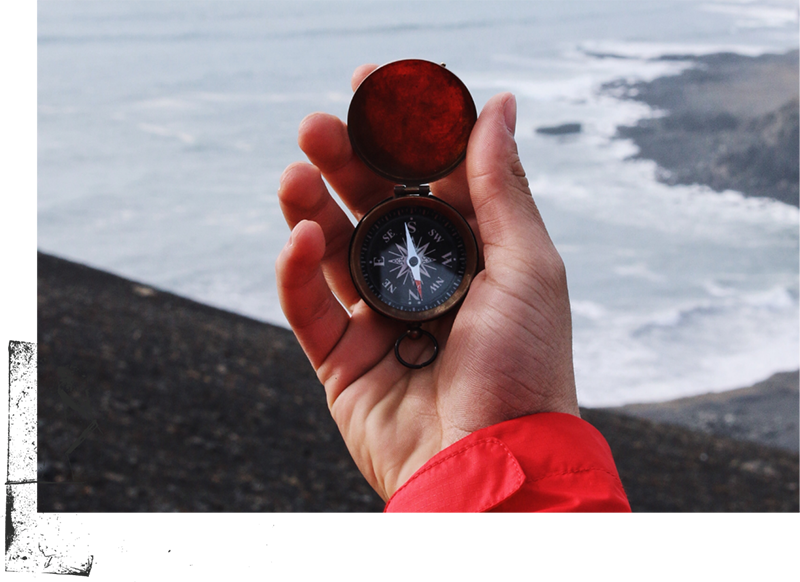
(299, 64, 395, 220)
(351, 63, 377, 91)
(298, 111, 394, 220)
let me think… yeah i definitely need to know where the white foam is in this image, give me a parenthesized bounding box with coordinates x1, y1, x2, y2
(742, 285, 797, 309)
(528, 170, 799, 245)
(574, 283, 799, 406)
(613, 262, 666, 283)
(571, 300, 608, 320)
(703, 280, 738, 297)
(473, 52, 691, 104)
(136, 122, 196, 145)
(700, 1, 800, 29)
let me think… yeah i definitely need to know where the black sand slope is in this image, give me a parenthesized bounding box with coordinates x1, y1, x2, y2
(37, 252, 798, 512)
(37, 252, 385, 512)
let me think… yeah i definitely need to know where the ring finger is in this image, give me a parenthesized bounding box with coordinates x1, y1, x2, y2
(278, 161, 362, 310)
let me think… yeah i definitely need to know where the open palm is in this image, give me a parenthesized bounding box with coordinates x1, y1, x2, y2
(276, 65, 579, 501)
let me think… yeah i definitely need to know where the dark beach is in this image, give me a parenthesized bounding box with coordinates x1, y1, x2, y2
(38, 50, 799, 512)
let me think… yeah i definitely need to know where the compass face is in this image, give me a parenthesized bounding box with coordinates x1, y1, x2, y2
(350, 196, 478, 322)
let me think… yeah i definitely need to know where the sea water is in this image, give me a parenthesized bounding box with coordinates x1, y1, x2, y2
(38, 0, 800, 406)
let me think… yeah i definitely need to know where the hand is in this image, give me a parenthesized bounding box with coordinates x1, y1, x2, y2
(276, 64, 579, 501)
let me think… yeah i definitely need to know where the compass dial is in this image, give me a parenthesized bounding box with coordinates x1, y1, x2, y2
(350, 196, 478, 322)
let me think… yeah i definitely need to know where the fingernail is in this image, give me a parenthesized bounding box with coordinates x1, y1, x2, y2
(287, 226, 295, 247)
(279, 165, 292, 187)
(503, 94, 517, 136)
(288, 220, 308, 247)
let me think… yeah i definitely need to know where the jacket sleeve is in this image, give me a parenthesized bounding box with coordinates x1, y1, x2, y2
(384, 412, 631, 512)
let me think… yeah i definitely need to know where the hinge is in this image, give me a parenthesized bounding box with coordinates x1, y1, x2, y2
(394, 185, 431, 197)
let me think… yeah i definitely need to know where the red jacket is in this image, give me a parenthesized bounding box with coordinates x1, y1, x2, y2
(385, 412, 631, 512)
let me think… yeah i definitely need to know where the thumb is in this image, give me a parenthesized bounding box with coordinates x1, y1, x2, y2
(466, 93, 553, 268)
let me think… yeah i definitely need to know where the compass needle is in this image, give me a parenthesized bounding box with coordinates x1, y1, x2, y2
(404, 222, 424, 300)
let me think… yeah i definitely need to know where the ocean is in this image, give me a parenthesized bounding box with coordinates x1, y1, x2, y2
(38, 0, 799, 406)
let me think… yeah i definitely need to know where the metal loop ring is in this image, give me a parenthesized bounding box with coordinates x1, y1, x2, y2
(394, 328, 438, 369)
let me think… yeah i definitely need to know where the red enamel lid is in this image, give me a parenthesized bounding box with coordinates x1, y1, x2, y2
(347, 60, 477, 185)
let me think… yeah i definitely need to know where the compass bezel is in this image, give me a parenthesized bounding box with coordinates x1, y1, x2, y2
(349, 195, 479, 323)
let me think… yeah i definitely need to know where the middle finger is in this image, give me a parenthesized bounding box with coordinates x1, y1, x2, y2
(298, 111, 395, 220)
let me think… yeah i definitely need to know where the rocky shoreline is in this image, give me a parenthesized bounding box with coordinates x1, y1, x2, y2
(37, 252, 798, 512)
(603, 50, 799, 206)
(610, 371, 798, 453)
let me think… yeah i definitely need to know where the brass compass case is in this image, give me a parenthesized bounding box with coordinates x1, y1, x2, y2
(347, 60, 480, 326)
(350, 195, 479, 322)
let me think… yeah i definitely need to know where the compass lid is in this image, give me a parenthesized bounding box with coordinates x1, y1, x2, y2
(347, 59, 477, 185)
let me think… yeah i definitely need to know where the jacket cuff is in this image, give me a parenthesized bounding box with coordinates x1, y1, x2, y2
(384, 412, 630, 513)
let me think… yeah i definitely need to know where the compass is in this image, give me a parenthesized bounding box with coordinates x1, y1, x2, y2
(347, 59, 480, 368)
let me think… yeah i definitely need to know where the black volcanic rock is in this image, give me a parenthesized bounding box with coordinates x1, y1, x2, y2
(536, 122, 583, 135)
(722, 98, 800, 202)
(608, 50, 799, 206)
(609, 371, 799, 453)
